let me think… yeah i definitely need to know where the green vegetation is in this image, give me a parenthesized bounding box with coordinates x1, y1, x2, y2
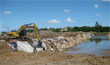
(39, 22, 110, 32)
(39, 26, 109, 32)
(26, 29, 34, 33)
(1, 32, 7, 36)
(25, 22, 109, 33)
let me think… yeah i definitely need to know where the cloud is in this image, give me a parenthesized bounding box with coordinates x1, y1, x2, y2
(64, 9, 71, 13)
(48, 19, 60, 24)
(66, 17, 74, 23)
(94, 4, 99, 8)
(3, 11, 12, 15)
(103, 0, 110, 1)
(96, 13, 100, 17)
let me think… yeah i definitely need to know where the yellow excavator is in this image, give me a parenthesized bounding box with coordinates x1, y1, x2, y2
(8, 23, 40, 40)
(7, 23, 43, 48)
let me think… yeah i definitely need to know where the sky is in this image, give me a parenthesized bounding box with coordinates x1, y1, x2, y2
(0, 0, 110, 32)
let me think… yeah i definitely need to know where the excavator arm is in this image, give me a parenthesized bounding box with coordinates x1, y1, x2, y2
(33, 24, 41, 41)
(8, 23, 42, 43)
(33, 23, 43, 48)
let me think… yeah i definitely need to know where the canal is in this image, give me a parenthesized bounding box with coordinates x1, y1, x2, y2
(67, 35, 110, 56)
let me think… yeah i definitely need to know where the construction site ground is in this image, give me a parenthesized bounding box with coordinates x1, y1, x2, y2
(0, 41, 110, 65)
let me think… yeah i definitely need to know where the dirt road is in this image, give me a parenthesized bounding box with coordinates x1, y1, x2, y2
(0, 41, 110, 65)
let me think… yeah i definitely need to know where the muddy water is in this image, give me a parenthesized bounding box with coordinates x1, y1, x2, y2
(67, 35, 110, 56)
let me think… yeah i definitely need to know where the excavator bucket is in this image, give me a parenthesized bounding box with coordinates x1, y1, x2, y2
(37, 40, 42, 48)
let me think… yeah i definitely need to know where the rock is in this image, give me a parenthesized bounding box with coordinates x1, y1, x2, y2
(7, 32, 93, 52)
(47, 32, 92, 51)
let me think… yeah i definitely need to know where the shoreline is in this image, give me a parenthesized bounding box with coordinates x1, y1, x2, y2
(0, 32, 110, 65)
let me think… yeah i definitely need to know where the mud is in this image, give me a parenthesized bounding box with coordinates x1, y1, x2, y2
(0, 41, 110, 65)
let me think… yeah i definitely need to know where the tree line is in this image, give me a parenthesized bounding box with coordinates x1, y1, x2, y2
(29, 22, 110, 32)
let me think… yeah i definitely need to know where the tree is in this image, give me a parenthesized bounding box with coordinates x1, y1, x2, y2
(95, 21, 102, 32)
(95, 21, 101, 27)
(55, 28, 61, 32)
(50, 28, 55, 32)
(67, 27, 73, 32)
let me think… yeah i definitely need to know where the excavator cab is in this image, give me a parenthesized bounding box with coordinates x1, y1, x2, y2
(19, 30, 27, 36)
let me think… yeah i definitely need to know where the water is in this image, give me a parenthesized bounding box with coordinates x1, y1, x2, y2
(67, 35, 110, 56)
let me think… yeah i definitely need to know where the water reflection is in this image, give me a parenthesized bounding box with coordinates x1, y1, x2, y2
(66, 35, 110, 56)
(90, 35, 109, 45)
(90, 38, 102, 45)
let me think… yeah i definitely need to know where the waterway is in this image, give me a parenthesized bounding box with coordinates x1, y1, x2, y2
(67, 35, 110, 56)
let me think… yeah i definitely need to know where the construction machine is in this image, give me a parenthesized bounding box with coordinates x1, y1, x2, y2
(6, 23, 43, 48)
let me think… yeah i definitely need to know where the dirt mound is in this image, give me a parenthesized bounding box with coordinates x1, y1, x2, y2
(0, 41, 12, 54)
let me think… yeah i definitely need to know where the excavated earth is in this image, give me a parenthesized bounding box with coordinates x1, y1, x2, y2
(28, 31, 94, 51)
(0, 31, 110, 65)
(0, 41, 110, 65)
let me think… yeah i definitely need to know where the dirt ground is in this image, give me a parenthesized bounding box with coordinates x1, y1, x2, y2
(0, 41, 110, 65)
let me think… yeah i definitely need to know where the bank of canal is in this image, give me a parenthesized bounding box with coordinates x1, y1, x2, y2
(66, 35, 110, 56)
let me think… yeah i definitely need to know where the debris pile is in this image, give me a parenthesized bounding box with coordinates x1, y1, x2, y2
(42, 32, 93, 51)
(8, 39, 44, 53)
(7, 31, 94, 53)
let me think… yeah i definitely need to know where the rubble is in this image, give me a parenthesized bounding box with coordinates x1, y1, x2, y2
(42, 32, 93, 51)
(8, 39, 44, 53)
(37, 31, 94, 52)
(7, 31, 94, 53)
